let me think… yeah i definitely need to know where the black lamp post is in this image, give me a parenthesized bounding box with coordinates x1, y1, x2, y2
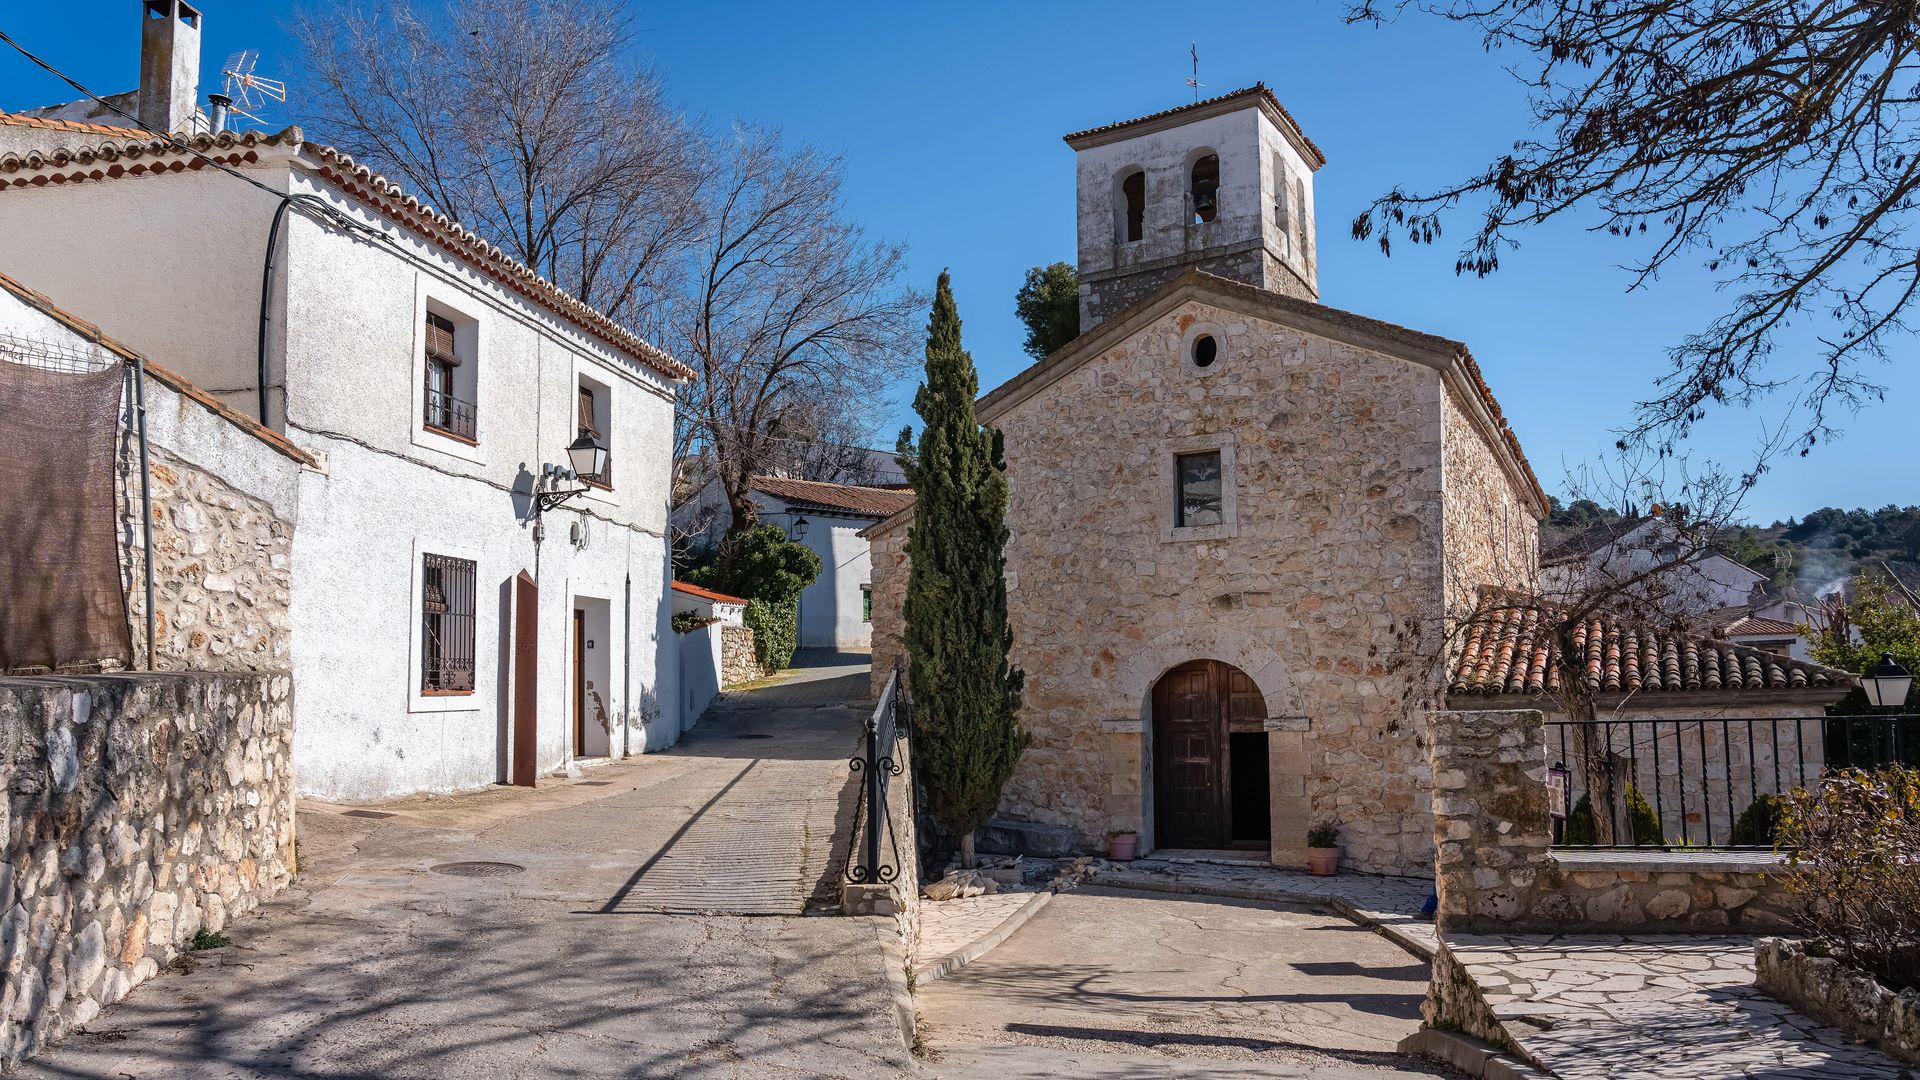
(535, 430, 608, 515)
(1861, 652, 1913, 710)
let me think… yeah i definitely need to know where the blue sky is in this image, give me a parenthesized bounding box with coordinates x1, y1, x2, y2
(3, 1, 1914, 523)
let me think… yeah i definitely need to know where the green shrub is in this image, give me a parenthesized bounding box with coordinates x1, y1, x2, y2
(1731, 794, 1785, 847)
(1778, 768, 1920, 991)
(1306, 822, 1340, 848)
(1562, 785, 1665, 846)
(190, 929, 231, 951)
(744, 597, 798, 671)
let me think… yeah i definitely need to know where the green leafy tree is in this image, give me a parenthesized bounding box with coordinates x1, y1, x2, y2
(898, 271, 1028, 867)
(1013, 262, 1080, 361)
(683, 524, 820, 670)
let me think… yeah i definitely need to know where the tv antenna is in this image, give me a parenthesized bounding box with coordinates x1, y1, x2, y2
(220, 51, 287, 126)
(1186, 42, 1204, 101)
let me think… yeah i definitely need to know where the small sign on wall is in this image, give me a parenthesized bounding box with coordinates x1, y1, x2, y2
(1547, 761, 1571, 820)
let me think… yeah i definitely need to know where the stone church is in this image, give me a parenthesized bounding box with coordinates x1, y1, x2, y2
(867, 85, 1547, 876)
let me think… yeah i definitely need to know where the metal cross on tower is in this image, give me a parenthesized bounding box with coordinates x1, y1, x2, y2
(1187, 42, 1205, 101)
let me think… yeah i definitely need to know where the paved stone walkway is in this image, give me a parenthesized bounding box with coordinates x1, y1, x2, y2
(1093, 856, 1439, 959)
(919, 887, 1449, 1078)
(18, 653, 912, 1079)
(1448, 934, 1914, 1079)
(601, 652, 871, 915)
(915, 891, 1050, 982)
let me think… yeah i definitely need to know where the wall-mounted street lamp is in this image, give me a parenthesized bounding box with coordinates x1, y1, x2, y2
(535, 431, 609, 515)
(789, 516, 810, 541)
(1861, 652, 1913, 710)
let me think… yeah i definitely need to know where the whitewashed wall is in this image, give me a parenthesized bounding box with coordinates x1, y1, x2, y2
(0, 149, 682, 800)
(749, 496, 876, 650)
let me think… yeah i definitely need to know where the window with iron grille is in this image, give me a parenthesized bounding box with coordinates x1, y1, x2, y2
(423, 312, 477, 441)
(421, 553, 476, 693)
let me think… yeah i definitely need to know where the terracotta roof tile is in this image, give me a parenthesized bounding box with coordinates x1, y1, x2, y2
(671, 581, 748, 606)
(0, 112, 150, 138)
(1062, 84, 1327, 167)
(1451, 587, 1847, 698)
(1723, 615, 1801, 637)
(750, 476, 915, 518)
(0, 126, 689, 383)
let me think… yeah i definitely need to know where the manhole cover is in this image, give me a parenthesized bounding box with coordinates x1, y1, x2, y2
(735, 733, 774, 740)
(577, 781, 612, 787)
(343, 810, 395, 819)
(429, 861, 525, 878)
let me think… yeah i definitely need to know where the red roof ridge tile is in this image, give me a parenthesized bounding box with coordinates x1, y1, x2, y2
(1062, 84, 1327, 167)
(671, 581, 748, 606)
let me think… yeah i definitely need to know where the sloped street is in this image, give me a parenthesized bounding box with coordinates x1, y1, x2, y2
(19, 654, 911, 1080)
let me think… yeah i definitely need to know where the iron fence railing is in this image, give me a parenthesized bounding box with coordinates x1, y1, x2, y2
(845, 663, 909, 885)
(1547, 713, 1919, 851)
(423, 381, 477, 442)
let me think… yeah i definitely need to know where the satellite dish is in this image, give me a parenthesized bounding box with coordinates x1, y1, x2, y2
(220, 51, 288, 127)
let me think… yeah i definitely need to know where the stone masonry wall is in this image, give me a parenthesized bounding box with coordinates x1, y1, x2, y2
(121, 445, 295, 674)
(1439, 384, 1539, 624)
(1429, 708, 1792, 934)
(865, 517, 909, 703)
(1756, 937, 1920, 1064)
(990, 299, 1458, 874)
(719, 625, 766, 688)
(0, 671, 295, 1067)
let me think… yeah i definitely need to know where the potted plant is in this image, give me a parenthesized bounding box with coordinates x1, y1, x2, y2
(1306, 822, 1341, 876)
(1107, 830, 1138, 861)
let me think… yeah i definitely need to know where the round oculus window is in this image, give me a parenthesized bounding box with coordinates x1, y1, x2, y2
(1191, 334, 1219, 368)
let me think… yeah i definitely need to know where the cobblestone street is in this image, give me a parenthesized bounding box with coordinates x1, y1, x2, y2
(17, 654, 912, 1079)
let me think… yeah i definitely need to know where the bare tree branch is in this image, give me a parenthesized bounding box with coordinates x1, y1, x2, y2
(1346, 0, 1920, 456)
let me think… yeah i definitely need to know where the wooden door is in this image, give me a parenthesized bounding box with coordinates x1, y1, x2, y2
(1153, 659, 1269, 849)
(1154, 660, 1227, 848)
(572, 610, 586, 755)
(511, 572, 538, 787)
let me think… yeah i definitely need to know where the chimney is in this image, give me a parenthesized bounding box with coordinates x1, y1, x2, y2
(207, 93, 230, 135)
(137, 0, 201, 134)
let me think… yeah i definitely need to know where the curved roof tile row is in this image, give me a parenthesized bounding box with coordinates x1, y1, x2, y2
(1452, 588, 1848, 697)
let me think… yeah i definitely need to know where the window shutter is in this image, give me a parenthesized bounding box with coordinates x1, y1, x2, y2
(577, 386, 598, 435)
(425, 314, 461, 367)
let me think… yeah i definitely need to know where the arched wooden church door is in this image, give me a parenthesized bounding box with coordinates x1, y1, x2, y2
(1152, 659, 1268, 849)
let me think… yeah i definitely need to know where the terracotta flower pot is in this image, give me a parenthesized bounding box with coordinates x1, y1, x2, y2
(1108, 833, 1138, 861)
(1306, 846, 1341, 876)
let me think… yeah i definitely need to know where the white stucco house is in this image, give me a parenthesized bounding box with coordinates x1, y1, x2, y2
(1540, 516, 1768, 615)
(672, 474, 913, 651)
(0, 5, 694, 798)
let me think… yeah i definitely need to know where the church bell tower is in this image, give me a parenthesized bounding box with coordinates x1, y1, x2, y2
(1064, 84, 1324, 329)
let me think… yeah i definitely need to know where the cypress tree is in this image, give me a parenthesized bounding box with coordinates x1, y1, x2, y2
(897, 271, 1027, 868)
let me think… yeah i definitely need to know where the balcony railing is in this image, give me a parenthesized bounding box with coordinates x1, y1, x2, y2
(1547, 713, 1918, 850)
(424, 382, 477, 442)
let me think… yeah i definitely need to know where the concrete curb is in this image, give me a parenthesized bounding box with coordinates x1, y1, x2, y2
(868, 917, 918, 1054)
(1087, 871, 1437, 961)
(913, 891, 1052, 987)
(1397, 1028, 1551, 1079)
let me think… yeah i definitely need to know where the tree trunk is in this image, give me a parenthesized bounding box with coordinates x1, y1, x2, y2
(958, 830, 976, 870)
(1553, 624, 1616, 845)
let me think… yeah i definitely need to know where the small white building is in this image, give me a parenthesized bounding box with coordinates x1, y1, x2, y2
(672, 474, 913, 651)
(1541, 517, 1767, 615)
(0, 4, 693, 798)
